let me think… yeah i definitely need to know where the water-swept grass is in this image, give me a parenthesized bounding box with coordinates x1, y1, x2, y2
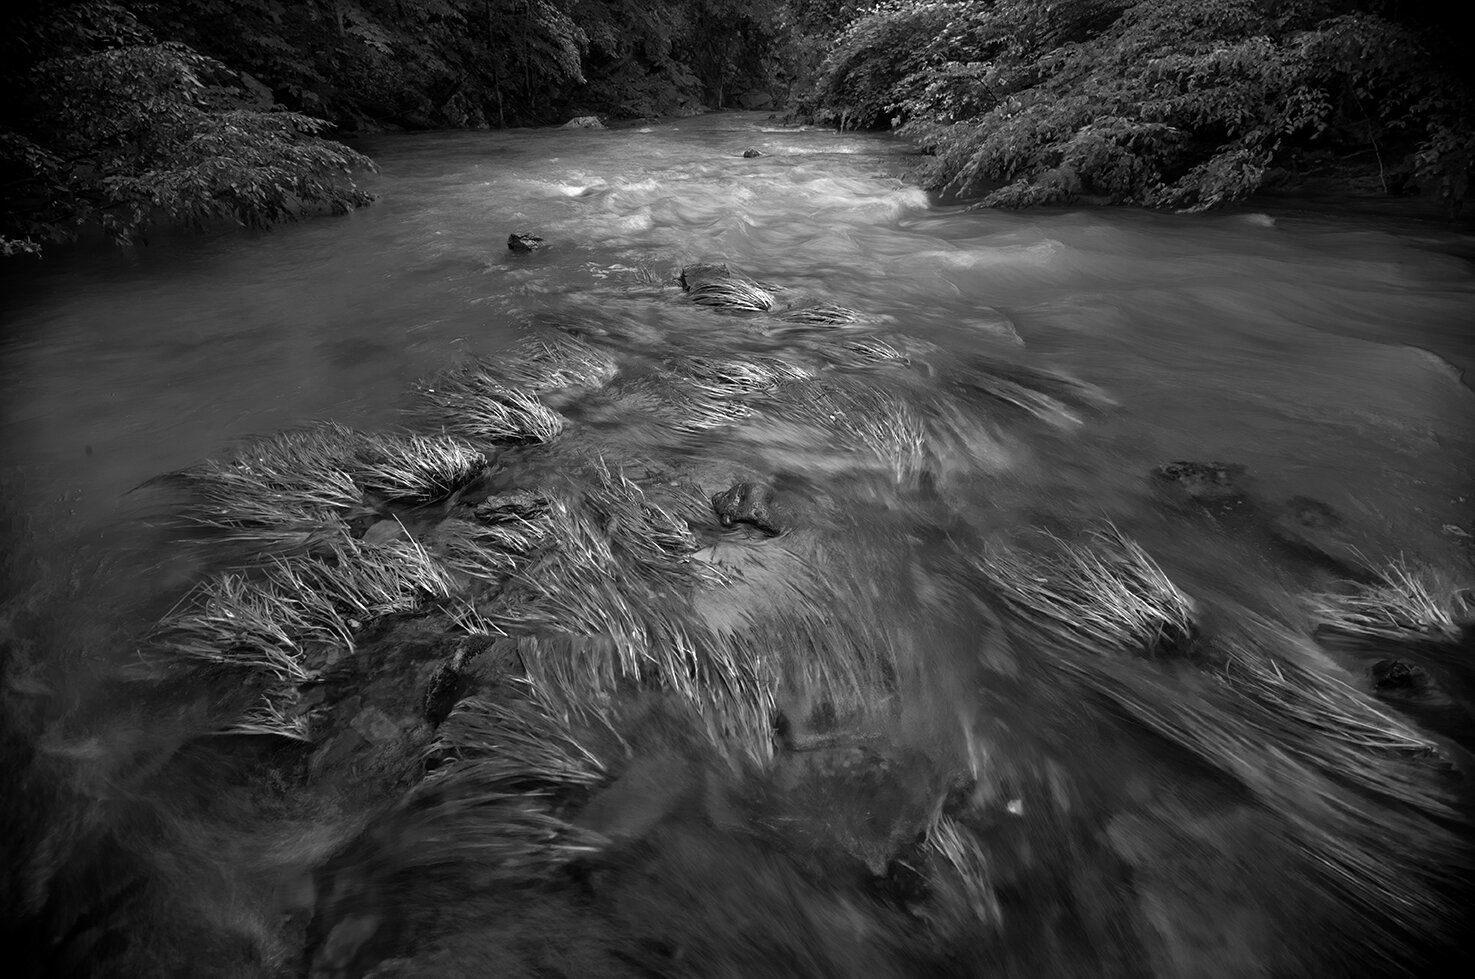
(776, 300, 863, 325)
(416, 360, 565, 444)
(154, 423, 487, 552)
(976, 523, 1198, 659)
(426, 683, 611, 793)
(687, 277, 778, 312)
(496, 331, 619, 394)
(141, 534, 455, 737)
(1307, 559, 1469, 647)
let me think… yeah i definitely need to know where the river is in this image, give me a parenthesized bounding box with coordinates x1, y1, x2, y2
(2, 112, 1473, 978)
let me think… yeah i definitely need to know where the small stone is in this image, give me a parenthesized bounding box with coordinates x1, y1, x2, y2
(422, 659, 468, 726)
(712, 481, 782, 535)
(508, 232, 545, 252)
(742, 147, 764, 158)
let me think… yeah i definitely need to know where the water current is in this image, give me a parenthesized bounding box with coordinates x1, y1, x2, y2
(2, 112, 1474, 978)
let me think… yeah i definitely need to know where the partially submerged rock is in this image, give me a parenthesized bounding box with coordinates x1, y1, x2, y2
(678, 262, 735, 292)
(561, 115, 605, 129)
(742, 147, 764, 158)
(712, 480, 783, 535)
(507, 232, 545, 252)
(1152, 460, 1250, 514)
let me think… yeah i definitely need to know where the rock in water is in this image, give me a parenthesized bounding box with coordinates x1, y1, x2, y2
(562, 115, 605, 129)
(678, 262, 733, 292)
(712, 481, 783, 535)
(742, 148, 764, 158)
(508, 232, 545, 252)
(1152, 460, 1249, 514)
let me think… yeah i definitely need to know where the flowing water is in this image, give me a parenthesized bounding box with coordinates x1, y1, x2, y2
(3, 113, 1474, 977)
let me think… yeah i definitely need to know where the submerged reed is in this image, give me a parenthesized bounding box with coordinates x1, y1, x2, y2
(1307, 559, 1468, 647)
(688, 277, 778, 312)
(426, 683, 611, 792)
(157, 423, 487, 551)
(417, 361, 566, 444)
(143, 534, 455, 736)
(976, 523, 1198, 658)
(496, 331, 619, 394)
(776, 300, 862, 325)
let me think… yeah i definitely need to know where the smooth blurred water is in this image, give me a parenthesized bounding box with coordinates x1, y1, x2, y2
(4, 110, 1474, 979)
(3, 113, 1471, 572)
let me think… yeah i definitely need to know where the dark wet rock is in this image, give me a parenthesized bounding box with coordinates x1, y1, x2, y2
(421, 663, 467, 727)
(472, 490, 551, 525)
(712, 481, 782, 535)
(1371, 659, 1431, 695)
(678, 262, 733, 292)
(421, 642, 476, 726)
(562, 115, 605, 129)
(742, 148, 764, 158)
(507, 232, 545, 252)
(1152, 461, 1250, 514)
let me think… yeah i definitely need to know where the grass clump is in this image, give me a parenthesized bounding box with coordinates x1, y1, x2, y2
(353, 432, 487, 506)
(416, 361, 565, 445)
(496, 332, 619, 394)
(776, 301, 863, 325)
(157, 423, 488, 552)
(758, 377, 933, 480)
(977, 523, 1198, 659)
(141, 534, 455, 738)
(687, 277, 778, 313)
(946, 354, 1109, 428)
(426, 683, 612, 794)
(1307, 559, 1470, 648)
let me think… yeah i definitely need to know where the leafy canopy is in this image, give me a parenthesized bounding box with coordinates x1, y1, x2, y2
(811, 0, 1475, 210)
(2, 1, 376, 255)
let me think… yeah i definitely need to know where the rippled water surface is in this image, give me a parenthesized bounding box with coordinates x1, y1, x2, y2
(3, 112, 1474, 978)
(4, 114, 1472, 556)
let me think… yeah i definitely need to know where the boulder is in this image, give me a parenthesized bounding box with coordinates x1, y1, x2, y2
(742, 148, 764, 158)
(712, 481, 783, 535)
(678, 262, 734, 292)
(562, 115, 605, 129)
(507, 232, 544, 252)
(738, 91, 773, 110)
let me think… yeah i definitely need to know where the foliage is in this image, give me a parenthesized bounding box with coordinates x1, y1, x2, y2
(1, 0, 376, 255)
(811, 0, 1475, 210)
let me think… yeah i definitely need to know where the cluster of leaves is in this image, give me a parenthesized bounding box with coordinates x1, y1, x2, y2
(140, 0, 789, 129)
(811, 0, 1475, 210)
(2, 0, 376, 255)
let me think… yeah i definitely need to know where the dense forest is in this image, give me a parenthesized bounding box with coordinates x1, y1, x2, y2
(3, 0, 1471, 254)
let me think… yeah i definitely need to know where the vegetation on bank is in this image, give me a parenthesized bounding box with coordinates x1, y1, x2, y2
(808, 0, 1475, 211)
(3, 0, 1471, 253)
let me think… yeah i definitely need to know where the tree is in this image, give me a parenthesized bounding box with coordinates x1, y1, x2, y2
(811, 0, 1475, 211)
(1, 1, 375, 256)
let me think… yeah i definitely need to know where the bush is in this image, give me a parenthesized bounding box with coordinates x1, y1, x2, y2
(1, 1, 376, 255)
(813, 0, 1475, 210)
